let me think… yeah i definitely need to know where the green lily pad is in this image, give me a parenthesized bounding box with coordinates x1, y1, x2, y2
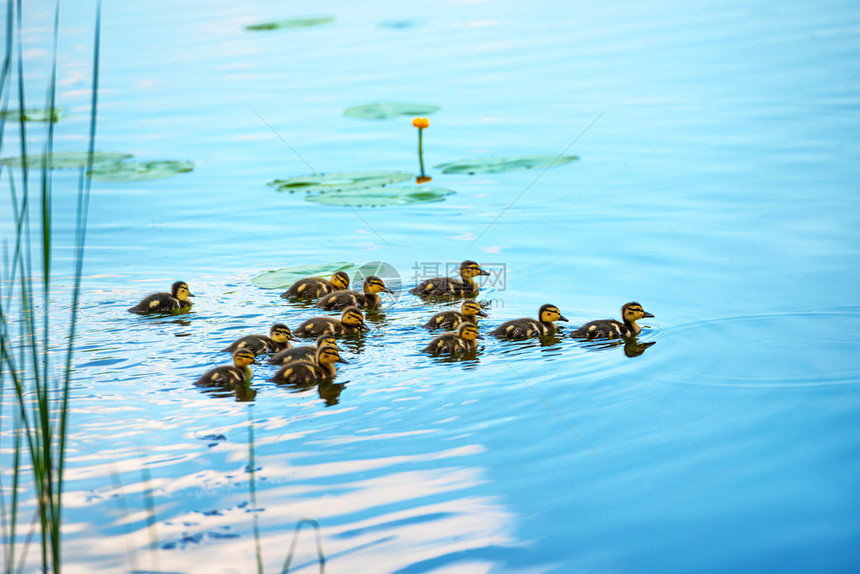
(305, 185, 455, 207)
(0, 151, 133, 169)
(268, 171, 413, 193)
(86, 160, 194, 182)
(251, 262, 355, 290)
(0, 107, 67, 122)
(343, 102, 440, 120)
(435, 155, 579, 175)
(245, 17, 334, 31)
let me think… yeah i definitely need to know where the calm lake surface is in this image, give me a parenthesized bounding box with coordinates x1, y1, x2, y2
(3, 0, 860, 572)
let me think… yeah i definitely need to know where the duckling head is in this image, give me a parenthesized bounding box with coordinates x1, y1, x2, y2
(171, 281, 194, 301)
(622, 302, 654, 323)
(331, 271, 351, 290)
(459, 260, 491, 280)
(233, 348, 258, 368)
(341, 306, 370, 331)
(316, 344, 348, 366)
(539, 304, 568, 324)
(461, 299, 488, 318)
(363, 275, 394, 295)
(270, 323, 299, 343)
(315, 334, 339, 348)
(457, 322, 483, 341)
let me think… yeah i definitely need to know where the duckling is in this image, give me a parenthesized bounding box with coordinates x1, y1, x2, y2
(279, 271, 350, 300)
(270, 345, 347, 384)
(422, 322, 483, 355)
(315, 275, 393, 310)
(423, 299, 488, 330)
(292, 306, 369, 338)
(409, 260, 490, 298)
(571, 302, 654, 339)
(267, 334, 338, 366)
(490, 304, 568, 340)
(221, 323, 299, 356)
(128, 281, 194, 314)
(195, 348, 257, 387)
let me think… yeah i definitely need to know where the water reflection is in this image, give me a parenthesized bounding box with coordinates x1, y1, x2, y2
(194, 381, 257, 402)
(318, 379, 346, 406)
(575, 335, 657, 358)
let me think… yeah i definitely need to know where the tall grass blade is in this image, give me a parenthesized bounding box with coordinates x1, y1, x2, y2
(247, 407, 264, 574)
(141, 468, 161, 573)
(280, 519, 325, 574)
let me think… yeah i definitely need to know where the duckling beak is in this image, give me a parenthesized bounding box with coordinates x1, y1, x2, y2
(558, 315, 569, 322)
(478, 310, 489, 317)
(288, 334, 300, 342)
(187, 292, 196, 297)
(382, 287, 393, 294)
(337, 357, 349, 364)
(642, 311, 654, 318)
(476, 334, 485, 340)
(359, 321, 370, 331)
(251, 358, 260, 365)
(478, 268, 491, 276)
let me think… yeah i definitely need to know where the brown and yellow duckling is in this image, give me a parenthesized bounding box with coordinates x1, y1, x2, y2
(314, 275, 393, 310)
(422, 322, 483, 355)
(490, 304, 568, 340)
(267, 334, 339, 366)
(423, 299, 488, 330)
(279, 270, 350, 300)
(221, 323, 299, 356)
(270, 344, 347, 385)
(571, 302, 654, 339)
(195, 348, 257, 387)
(128, 281, 194, 314)
(409, 260, 490, 298)
(292, 306, 369, 338)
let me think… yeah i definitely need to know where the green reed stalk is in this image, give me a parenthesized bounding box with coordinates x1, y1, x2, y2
(247, 407, 265, 574)
(0, 0, 102, 571)
(141, 468, 161, 573)
(280, 518, 325, 574)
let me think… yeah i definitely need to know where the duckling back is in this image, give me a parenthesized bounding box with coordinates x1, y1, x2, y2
(129, 292, 181, 314)
(280, 271, 350, 300)
(129, 281, 194, 314)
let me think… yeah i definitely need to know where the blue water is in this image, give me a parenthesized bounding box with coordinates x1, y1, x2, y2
(3, 0, 860, 572)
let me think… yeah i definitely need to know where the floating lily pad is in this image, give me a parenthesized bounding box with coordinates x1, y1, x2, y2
(0, 107, 67, 122)
(435, 155, 579, 175)
(344, 102, 440, 120)
(268, 171, 413, 193)
(306, 185, 455, 207)
(251, 262, 355, 290)
(86, 160, 194, 182)
(0, 151, 133, 169)
(245, 17, 334, 31)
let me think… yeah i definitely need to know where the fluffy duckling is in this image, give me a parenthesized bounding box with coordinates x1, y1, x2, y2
(490, 304, 568, 339)
(221, 323, 299, 356)
(267, 334, 338, 366)
(423, 299, 488, 330)
(571, 302, 654, 339)
(410, 260, 490, 298)
(195, 348, 257, 387)
(128, 281, 194, 314)
(279, 271, 350, 300)
(292, 306, 369, 338)
(315, 275, 393, 310)
(270, 345, 347, 384)
(422, 322, 483, 355)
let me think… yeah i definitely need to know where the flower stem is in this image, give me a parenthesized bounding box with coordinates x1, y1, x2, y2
(417, 128, 425, 177)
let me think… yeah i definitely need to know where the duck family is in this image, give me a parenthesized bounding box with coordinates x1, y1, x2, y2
(130, 262, 654, 395)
